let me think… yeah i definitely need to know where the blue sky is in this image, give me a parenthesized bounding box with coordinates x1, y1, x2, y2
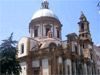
(0, 0, 100, 45)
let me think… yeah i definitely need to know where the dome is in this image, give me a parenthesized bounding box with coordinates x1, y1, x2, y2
(32, 9, 59, 20)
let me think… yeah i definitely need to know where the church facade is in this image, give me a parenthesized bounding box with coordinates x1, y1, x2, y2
(17, 0, 96, 75)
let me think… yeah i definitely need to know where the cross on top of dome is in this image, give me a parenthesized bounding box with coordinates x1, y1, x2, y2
(42, 0, 49, 9)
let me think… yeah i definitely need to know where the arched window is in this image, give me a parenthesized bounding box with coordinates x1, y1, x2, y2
(45, 5, 46, 8)
(81, 23, 84, 31)
(45, 25, 51, 36)
(49, 43, 56, 47)
(49, 43, 56, 51)
(57, 30, 60, 38)
(34, 29, 38, 37)
(75, 46, 78, 54)
(21, 44, 24, 54)
(82, 34, 84, 37)
(46, 28, 50, 36)
(90, 52, 92, 60)
(83, 44, 85, 49)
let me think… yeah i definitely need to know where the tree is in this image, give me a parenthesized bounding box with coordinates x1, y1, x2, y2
(0, 33, 21, 75)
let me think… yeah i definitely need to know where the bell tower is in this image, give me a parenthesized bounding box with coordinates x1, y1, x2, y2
(78, 12, 92, 41)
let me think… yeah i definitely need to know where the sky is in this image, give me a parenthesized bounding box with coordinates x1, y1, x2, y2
(0, 0, 100, 45)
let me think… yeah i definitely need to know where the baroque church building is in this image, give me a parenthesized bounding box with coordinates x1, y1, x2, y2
(17, 0, 96, 75)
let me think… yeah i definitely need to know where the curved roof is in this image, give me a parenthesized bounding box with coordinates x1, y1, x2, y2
(32, 9, 59, 20)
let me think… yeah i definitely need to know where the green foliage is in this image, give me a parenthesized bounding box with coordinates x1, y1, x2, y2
(0, 33, 21, 75)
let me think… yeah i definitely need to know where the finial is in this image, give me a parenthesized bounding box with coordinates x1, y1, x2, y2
(81, 11, 84, 15)
(81, 11, 85, 17)
(42, 0, 49, 9)
(80, 11, 87, 21)
(80, 11, 85, 17)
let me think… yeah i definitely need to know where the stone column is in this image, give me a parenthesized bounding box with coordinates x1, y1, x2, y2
(72, 41, 75, 52)
(63, 59, 65, 75)
(89, 66, 92, 75)
(65, 59, 67, 75)
(73, 61, 76, 75)
(65, 59, 72, 75)
(49, 58, 52, 75)
(52, 55, 57, 75)
(84, 63, 87, 75)
(82, 63, 84, 75)
(78, 44, 81, 56)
